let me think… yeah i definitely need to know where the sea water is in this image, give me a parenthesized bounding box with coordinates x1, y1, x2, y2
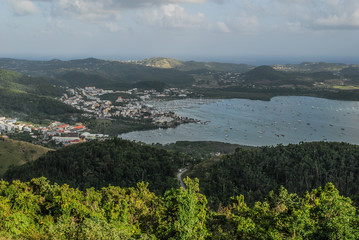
(119, 96, 359, 146)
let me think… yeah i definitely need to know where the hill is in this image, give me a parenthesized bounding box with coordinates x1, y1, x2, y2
(0, 58, 196, 89)
(1, 57, 359, 101)
(0, 69, 80, 122)
(158, 141, 254, 158)
(4, 138, 191, 195)
(240, 65, 334, 87)
(0, 138, 50, 176)
(0, 69, 63, 97)
(242, 65, 291, 83)
(187, 141, 359, 207)
(138, 57, 253, 72)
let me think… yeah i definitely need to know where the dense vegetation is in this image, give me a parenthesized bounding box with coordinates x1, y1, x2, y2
(81, 118, 158, 136)
(0, 58, 195, 89)
(158, 141, 254, 158)
(0, 177, 358, 239)
(0, 69, 63, 97)
(188, 142, 359, 207)
(0, 89, 80, 123)
(4, 138, 191, 195)
(0, 69, 80, 122)
(0, 138, 50, 176)
(2, 58, 359, 102)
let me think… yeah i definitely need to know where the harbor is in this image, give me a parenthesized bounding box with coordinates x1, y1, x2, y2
(119, 96, 359, 146)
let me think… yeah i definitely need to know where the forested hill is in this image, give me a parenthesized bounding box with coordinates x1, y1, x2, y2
(4, 138, 191, 195)
(187, 141, 359, 207)
(0, 58, 196, 89)
(0, 69, 80, 122)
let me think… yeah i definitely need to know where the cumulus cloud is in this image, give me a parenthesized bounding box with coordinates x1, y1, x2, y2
(273, 0, 359, 30)
(225, 14, 259, 34)
(6, 0, 37, 16)
(5, 0, 222, 32)
(217, 22, 231, 33)
(139, 4, 207, 29)
(6, 0, 359, 33)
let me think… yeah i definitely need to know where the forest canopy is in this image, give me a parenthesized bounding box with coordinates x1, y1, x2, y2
(0, 177, 358, 239)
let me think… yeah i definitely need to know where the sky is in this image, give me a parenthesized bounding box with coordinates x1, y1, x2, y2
(1, 0, 359, 64)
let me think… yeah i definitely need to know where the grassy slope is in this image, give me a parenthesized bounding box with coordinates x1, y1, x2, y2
(0, 138, 51, 176)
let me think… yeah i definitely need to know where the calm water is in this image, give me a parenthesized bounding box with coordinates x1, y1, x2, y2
(119, 96, 359, 146)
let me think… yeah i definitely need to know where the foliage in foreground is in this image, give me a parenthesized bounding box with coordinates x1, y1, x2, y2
(0, 177, 358, 239)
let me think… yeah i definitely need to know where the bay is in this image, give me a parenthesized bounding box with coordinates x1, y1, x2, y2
(119, 96, 359, 146)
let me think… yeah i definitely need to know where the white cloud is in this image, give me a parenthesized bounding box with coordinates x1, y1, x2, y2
(7, 0, 359, 34)
(6, 0, 37, 16)
(217, 21, 231, 33)
(139, 4, 208, 29)
(5, 0, 220, 32)
(224, 14, 259, 34)
(273, 0, 359, 30)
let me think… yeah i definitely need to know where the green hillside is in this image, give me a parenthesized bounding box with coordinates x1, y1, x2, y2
(158, 141, 254, 158)
(0, 69, 80, 122)
(0, 69, 63, 97)
(0, 58, 196, 89)
(4, 138, 191, 195)
(0, 138, 50, 176)
(57, 71, 115, 88)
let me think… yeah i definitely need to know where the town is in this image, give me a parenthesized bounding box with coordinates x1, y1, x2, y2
(1, 87, 205, 146)
(59, 86, 203, 127)
(0, 117, 109, 146)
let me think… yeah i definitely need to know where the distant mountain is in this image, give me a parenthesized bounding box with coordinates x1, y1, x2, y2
(243, 65, 290, 82)
(1, 57, 358, 95)
(138, 57, 253, 72)
(138, 57, 184, 69)
(57, 71, 115, 88)
(241, 65, 337, 87)
(276, 62, 352, 72)
(341, 66, 359, 76)
(0, 58, 195, 89)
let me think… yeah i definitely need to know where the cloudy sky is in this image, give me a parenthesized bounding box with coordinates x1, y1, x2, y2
(1, 0, 359, 64)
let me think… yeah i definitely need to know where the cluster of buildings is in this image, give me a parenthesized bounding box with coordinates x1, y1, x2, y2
(59, 86, 200, 127)
(0, 117, 108, 146)
(2, 86, 202, 145)
(0, 117, 32, 137)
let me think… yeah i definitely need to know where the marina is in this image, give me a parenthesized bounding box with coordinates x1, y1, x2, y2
(119, 96, 359, 146)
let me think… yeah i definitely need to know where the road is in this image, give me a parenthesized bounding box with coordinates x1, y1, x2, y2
(177, 168, 188, 189)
